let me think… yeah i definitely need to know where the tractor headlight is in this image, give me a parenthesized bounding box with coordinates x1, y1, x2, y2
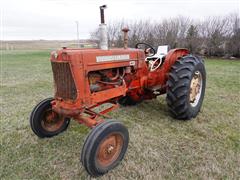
(52, 51, 58, 59)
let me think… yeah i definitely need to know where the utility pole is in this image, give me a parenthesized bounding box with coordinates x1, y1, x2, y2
(75, 21, 80, 48)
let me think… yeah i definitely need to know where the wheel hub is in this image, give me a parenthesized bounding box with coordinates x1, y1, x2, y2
(106, 144, 114, 154)
(190, 71, 202, 107)
(97, 133, 123, 167)
(41, 109, 65, 132)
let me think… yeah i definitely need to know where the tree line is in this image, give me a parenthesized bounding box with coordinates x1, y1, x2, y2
(91, 13, 240, 58)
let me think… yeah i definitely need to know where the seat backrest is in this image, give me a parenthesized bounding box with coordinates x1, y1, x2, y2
(155, 45, 169, 56)
(146, 45, 169, 60)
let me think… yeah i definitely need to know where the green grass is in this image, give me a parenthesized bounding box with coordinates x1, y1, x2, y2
(1, 50, 240, 179)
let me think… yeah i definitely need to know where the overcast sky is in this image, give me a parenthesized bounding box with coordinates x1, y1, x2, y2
(1, 0, 239, 40)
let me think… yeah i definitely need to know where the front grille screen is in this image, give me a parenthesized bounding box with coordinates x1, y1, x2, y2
(51, 62, 77, 100)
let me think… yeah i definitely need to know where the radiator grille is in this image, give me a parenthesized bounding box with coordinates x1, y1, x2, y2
(51, 62, 77, 100)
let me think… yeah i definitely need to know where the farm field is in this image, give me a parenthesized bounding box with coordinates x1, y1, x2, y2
(1, 50, 240, 179)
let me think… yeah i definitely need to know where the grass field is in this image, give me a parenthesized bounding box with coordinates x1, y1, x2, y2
(1, 50, 240, 179)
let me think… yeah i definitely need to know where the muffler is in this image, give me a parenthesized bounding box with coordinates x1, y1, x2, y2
(99, 5, 108, 50)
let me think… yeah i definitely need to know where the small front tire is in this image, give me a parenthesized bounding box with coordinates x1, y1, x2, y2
(81, 120, 129, 177)
(30, 98, 70, 138)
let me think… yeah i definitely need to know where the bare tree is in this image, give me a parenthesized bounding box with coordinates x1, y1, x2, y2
(89, 12, 240, 58)
(226, 13, 240, 57)
(186, 25, 199, 53)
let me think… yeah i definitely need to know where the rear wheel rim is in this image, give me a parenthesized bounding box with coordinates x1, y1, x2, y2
(41, 109, 65, 132)
(189, 70, 203, 107)
(97, 133, 124, 167)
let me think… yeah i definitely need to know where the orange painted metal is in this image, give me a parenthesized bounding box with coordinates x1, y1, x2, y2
(41, 108, 65, 132)
(97, 133, 123, 167)
(50, 47, 189, 127)
(146, 48, 189, 92)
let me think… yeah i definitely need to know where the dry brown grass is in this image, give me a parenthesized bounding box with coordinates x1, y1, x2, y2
(0, 40, 96, 50)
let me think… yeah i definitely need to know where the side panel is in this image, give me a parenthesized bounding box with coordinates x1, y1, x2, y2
(82, 49, 140, 106)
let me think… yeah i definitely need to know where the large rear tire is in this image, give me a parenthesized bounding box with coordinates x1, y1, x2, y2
(166, 55, 206, 120)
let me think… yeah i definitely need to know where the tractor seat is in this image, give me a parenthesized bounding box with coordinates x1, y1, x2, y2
(146, 45, 169, 61)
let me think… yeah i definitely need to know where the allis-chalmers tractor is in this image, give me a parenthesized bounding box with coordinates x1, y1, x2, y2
(30, 5, 206, 177)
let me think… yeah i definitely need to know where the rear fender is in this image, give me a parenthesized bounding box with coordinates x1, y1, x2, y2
(146, 48, 189, 92)
(163, 48, 189, 75)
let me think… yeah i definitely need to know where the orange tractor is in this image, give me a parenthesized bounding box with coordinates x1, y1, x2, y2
(30, 5, 206, 177)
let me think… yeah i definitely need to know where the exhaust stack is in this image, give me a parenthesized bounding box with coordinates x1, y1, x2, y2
(99, 5, 108, 50)
(122, 28, 129, 49)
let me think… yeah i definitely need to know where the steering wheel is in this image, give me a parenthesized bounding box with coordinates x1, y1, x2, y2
(135, 43, 156, 57)
(149, 58, 163, 72)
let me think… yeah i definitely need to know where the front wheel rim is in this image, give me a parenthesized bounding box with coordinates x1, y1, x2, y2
(96, 133, 124, 167)
(40, 109, 65, 132)
(189, 70, 203, 107)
